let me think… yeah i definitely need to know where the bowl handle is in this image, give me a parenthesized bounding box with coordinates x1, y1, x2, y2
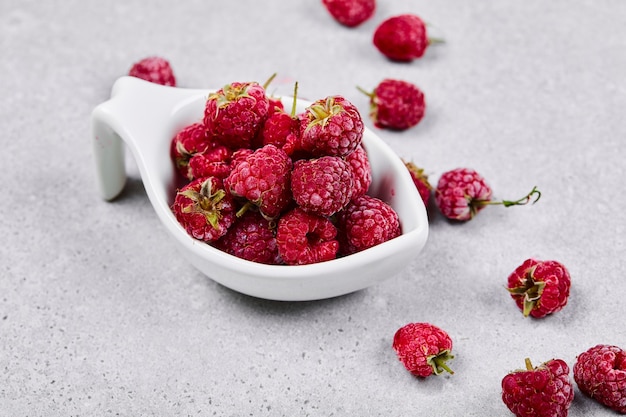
(91, 76, 210, 200)
(91, 103, 128, 200)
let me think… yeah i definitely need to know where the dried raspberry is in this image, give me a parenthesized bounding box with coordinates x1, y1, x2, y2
(573, 344, 626, 414)
(337, 195, 400, 255)
(215, 211, 282, 265)
(128, 56, 176, 86)
(322, 0, 375, 27)
(434, 168, 540, 221)
(359, 79, 426, 130)
(404, 161, 432, 207)
(501, 358, 574, 417)
(276, 207, 339, 265)
(170, 122, 213, 180)
(227, 144, 292, 220)
(345, 145, 372, 199)
(204, 81, 270, 149)
(392, 323, 454, 378)
(373, 14, 441, 62)
(299, 95, 364, 157)
(171, 177, 236, 242)
(507, 259, 571, 318)
(291, 156, 353, 217)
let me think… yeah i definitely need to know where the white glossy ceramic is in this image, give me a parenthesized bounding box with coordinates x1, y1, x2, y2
(91, 76, 429, 301)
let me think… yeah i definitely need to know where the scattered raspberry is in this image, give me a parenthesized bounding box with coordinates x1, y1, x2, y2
(276, 207, 339, 265)
(574, 344, 626, 414)
(204, 81, 270, 149)
(359, 79, 426, 130)
(404, 161, 432, 207)
(501, 358, 574, 417)
(227, 144, 292, 220)
(322, 0, 376, 27)
(337, 195, 400, 255)
(345, 145, 372, 199)
(128, 56, 176, 86)
(373, 14, 441, 62)
(216, 210, 282, 265)
(434, 168, 540, 221)
(299, 95, 364, 157)
(392, 322, 454, 378)
(170, 122, 213, 180)
(507, 258, 571, 318)
(291, 156, 354, 217)
(171, 177, 236, 242)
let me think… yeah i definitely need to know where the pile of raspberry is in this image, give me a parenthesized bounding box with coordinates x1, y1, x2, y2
(169, 80, 401, 265)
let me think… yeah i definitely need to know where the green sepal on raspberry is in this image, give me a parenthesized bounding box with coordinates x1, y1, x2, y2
(506, 258, 571, 318)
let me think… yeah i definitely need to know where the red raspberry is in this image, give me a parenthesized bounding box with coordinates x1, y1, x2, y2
(291, 156, 353, 217)
(507, 258, 571, 318)
(227, 144, 292, 220)
(187, 144, 232, 180)
(128, 56, 176, 86)
(501, 358, 574, 417)
(434, 168, 541, 221)
(392, 322, 454, 378)
(345, 145, 372, 199)
(321, 0, 376, 27)
(259, 82, 301, 156)
(204, 81, 270, 149)
(404, 161, 432, 207)
(171, 177, 236, 242)
(573, 344, 626, 414)
(215, 211, 282, 265)
(276, 207, 339, 265)
(359, 79, 426, 130)
(299, 95, 364, 157)
(170, 122, 212, 180)
(373, 14, 440, 62)
(337, 195, 400, 255)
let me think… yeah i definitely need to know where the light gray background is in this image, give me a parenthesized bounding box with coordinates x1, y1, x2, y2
(2, 1, 625, 415)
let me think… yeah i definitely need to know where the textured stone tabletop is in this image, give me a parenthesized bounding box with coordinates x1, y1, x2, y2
(2, 1, 626, 415)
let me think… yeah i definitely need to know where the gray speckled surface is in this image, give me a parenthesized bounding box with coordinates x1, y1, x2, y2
(2, 0, 626, 415)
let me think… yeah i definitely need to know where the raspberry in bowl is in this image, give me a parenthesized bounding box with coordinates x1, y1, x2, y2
(91, 76, 428, 301)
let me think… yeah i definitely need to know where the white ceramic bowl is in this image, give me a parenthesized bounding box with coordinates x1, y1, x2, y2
(91, 76, 428, 301)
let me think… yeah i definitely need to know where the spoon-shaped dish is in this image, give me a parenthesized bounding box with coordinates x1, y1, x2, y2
(91, 76, 428, 301)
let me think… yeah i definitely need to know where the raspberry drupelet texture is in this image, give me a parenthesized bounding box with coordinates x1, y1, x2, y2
(187, 144, 232, 180)
(345, 145, 372, 199)
(128, 56, 176, 86)
(276, 208, 339, 265)
(361, 79, 426, 130)
(227, 144, 293, 220)
(299, 95, 364, 157)
(392, 322, 454, 378)
(573, 344, 626, 414)
(501, 358, 574, 417)
(170, 122, 213, 180)
(322, 0, 376, 27)
(171, 177, 236, 242)
(337, 195, 400, 255)
(373, 15, 429, 62)
(435, 168, 492, 221)
(291, 156, 354, 217)
(204, 81, 270, 150)
(507, 258, 571, 318)
(216, 210, 282, 265)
